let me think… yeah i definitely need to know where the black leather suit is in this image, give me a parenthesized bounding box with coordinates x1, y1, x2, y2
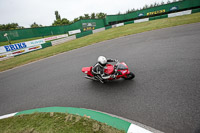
(92, 59, 117, 80)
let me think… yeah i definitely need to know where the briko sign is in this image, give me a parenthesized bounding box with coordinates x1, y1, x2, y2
(0, 39, 45, 53)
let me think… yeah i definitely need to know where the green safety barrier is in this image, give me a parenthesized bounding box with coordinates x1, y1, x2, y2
(124, 21, 134, 25)
(192, 8, 200, 13)
(76, 30, 93, 38)
(0, 19, 105, 42)
(41, 42, 52, 49)
(105, 26, 112, 30)
(105, 0, 200, 25)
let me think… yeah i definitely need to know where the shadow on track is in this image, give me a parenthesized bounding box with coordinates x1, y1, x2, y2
(86, 78, 136, 90)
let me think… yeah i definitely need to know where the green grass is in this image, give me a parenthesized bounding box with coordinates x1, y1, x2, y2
(0, 112, 125, 133)
(0, 13, 200, 72)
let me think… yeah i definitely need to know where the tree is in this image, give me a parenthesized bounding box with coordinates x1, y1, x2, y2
(91, 13, 96, 19)
(126, 9, 130, 14)
(84, 14, 90, 19)
(143, 4, 148, 9)
(79, 16, 84, 20)
(154, 2, 159, 7)
(73, 17, 79, 23)
(96, 12, 106, 19)
(61, 18, 71, 25)
(161, 1, 165, 5)
(131, 8, 136, 12)
(0, 23, 24, 30)
(30, 22, 42, 28)
(55, 11, 61, 20)
(52, 18, 71, 26)
(167, 0, 171, 4)
(117, 11, 121, 15)
(149, 4, 154, 8)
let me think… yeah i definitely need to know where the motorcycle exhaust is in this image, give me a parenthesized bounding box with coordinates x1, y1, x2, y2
(84, 76, 98, 81)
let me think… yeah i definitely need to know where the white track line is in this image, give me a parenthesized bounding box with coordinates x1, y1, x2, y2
(0, 112, 18, 119)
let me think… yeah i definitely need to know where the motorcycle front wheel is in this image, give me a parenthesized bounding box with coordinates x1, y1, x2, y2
(123, 72, 135, 80)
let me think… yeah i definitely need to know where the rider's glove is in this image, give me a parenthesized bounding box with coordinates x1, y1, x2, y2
(114, 59, 119, 62)
(111, 74, 116, 79)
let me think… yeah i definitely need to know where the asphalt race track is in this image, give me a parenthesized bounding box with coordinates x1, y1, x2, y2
(0, 23, 200, 133)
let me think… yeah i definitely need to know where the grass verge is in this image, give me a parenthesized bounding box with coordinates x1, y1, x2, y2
(0, 112, 125, 133)
(0, 13, 200, 72)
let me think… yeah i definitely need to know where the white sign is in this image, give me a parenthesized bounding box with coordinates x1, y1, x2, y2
(134, 18, 149, 23)
(168, 10, 192, 18)
(52, 35, 76, 46)
(26, 39, 45, 47)
(0, 52, 13, 60)
(68, 29, 81, 35)
(92, 27, 105, 34)
(116, 23, 124, 27)
(44, 34, 68, 41)
(4, 33, 8, 37)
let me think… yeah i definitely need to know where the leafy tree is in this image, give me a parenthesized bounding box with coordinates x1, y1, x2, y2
(91, 13, 96, 19)
(61, 18, 71, 25)
(117, 11, 121, 15)
(161, 1, 165, 5)
(149, 4, 154, 8)
(55, 11, 61, 20)
(96, 12, 106, 19)
(73, 17, 79, 23)
(143, 4, 149, 9)
(30, 22, 42, 28)
(79, 16, 84, 20)
(52, 18, 71, 26)
(0, 23, 24, 30)
(154, 2, 159, 7)
(52, 19, 62, 26)
(84, 14, 90, 19)
(167, 0, 171, 4)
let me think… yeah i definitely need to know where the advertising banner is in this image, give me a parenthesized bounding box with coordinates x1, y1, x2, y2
(51, 35, 76, 46)
(82, 22, 96, 31)
(138, 13, 144, 17)
(116, 23, 124, 27)
(0, 39, 45, 54)
(92, 27, 105, 34)
(25, 39, 45, 47)
(168, 10, 192, 18)
(0, 52, 13, 60)
(147, 9, 166, 16)
(0, 44, 42, 61)
(134, 18, 149, 23)
(68, 29, 81, 35)
(170, 6, 179, 11)
(11, 45, 42, 56)
(44, 34, 68, 41)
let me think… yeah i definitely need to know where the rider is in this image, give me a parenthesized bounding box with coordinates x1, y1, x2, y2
(92, 56, 118, 83)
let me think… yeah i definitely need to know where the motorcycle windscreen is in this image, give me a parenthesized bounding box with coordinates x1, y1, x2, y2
(104, 64, 114, 75)
(117, 63, 128, 70)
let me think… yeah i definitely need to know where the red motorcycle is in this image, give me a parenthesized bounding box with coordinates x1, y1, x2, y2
(82, 61, 135, 83)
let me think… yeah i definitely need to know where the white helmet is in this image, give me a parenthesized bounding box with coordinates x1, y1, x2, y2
(98, 56, 107, 66)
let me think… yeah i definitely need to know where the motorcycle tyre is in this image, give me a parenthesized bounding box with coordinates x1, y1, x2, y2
(123, 72, 135, 80)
